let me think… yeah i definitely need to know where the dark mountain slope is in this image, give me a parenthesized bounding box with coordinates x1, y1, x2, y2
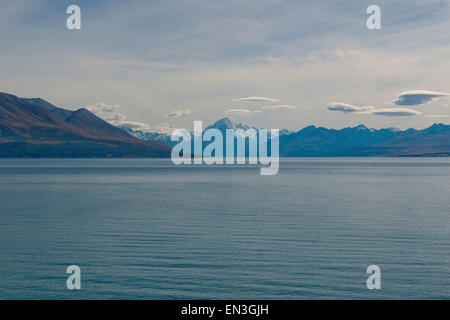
(64, 108, 140, 142)
(0, 93, 85, 141)
(0, 92, 170, 158)
(22, 97, 74, 121)
(22, 97, 140, 142)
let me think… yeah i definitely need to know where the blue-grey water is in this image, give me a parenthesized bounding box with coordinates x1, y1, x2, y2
(0, 158, 449, 299)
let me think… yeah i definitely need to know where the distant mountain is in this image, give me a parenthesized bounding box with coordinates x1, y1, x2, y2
(279, 123, 450, 156)
(119, 116, 450, 157)
(121, 117, 291, 146)
(204, 117, 251, 132)
(3, 91, 448, 158)
(118, 125, 177, 147)
(0, 92, 170, 158)
(279, 124, 400, 156)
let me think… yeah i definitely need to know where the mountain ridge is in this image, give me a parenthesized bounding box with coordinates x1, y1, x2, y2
(0, 92, 170, 158)
(2, 91, 450, 158)
(121, 117, 450, 157)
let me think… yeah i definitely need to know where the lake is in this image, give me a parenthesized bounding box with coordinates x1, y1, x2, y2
(0, 158, 449, 299)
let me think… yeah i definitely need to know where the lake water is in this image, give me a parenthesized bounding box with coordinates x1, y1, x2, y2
(0, 158, 449, 299)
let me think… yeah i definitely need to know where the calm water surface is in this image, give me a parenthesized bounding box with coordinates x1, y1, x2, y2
(0, 158, 449, 299)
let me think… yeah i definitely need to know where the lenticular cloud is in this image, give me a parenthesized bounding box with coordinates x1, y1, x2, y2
(327, 102, 374, 113)
(394, 90, 449, 106)
(327, 102, 421, 117)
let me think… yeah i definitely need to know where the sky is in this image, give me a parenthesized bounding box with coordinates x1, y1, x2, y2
(1, 0, 450, 132)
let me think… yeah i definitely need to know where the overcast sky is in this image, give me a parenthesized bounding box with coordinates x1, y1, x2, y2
(1, 0, 450, 131)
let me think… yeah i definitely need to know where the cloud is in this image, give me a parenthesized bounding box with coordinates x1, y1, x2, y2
(261, 104, 298, 110)
(232, 97, 279, 103)
(394, 90, 449, 106)
(121, 122, 175, 135)
(86, 103, 126, 124)
(425, 114, 450, 118)
(327, 102, 421, 117)
(116, 121, 152, 132)
(372, 108, 422, 117)
(152, 122, 175, 135)
(164, 108, 192, 118)
(87, 102, 154, 133)
(225, 104, 298, 116)
(2, 1, 450, 132)
(327, 102, 375, 113)
(224, 109, 261, 115)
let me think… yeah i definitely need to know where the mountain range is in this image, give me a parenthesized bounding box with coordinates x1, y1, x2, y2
(0, 92, 170, 157)
(122, 117, 450, 157)
(1, 91, 450, 158)
(279, 123, 450, 156)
